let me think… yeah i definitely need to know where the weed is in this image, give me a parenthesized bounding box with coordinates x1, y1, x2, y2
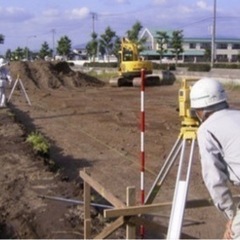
(26, 131, 50, 155)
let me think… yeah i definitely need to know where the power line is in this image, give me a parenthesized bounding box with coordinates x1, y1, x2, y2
(176, 17, 212, 29)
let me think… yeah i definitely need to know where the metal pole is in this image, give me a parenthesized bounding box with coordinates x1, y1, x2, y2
(167, 139, 196, 239)
(52, 29, 56, 59)
(90, 12, 97, 34)
(26, 35, 36, 61)
(211, 0, 217, 67)
(145, 137, 183, 204)
(38, 195, 113, 209)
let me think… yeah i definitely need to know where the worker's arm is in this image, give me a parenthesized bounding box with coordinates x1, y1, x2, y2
(197, 128, 236, 220)
(223, 220, 233, 240)
(4, 68, 12, 84)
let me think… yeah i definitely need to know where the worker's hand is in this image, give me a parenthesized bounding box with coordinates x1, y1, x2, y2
(223, 220, 233, 240)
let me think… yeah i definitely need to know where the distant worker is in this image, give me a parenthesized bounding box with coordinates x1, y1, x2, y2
(0, 58, 12, 107)
(190, 78, 240, 240)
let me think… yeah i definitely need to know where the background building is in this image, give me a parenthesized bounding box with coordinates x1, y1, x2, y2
(140, 28, 240, 63)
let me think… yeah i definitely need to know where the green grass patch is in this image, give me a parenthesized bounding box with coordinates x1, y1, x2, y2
(26, 131, 50, 155)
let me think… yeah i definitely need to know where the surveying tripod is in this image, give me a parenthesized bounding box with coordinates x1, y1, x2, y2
(145, 79, 199, 239)
(8, 74, 31, 105)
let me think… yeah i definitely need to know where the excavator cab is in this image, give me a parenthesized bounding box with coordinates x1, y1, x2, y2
(109, 38, 160, 87)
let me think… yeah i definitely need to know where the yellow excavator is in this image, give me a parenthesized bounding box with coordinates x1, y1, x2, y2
(109, 38, 161, 87)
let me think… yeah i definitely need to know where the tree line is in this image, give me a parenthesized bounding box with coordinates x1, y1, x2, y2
(0, 21, 185, 62)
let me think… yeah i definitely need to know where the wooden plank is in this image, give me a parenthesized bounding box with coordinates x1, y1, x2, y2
(93, 216, 125, 239)
(104, 202, 172, 218)
(104, 196, 224, 219)
(84, 219, 91, 240)
(84, 178, 91, 219)
(80, 170, 125, 208)
(126, 187, 136, 239)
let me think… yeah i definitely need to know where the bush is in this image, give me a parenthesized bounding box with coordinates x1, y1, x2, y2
(83, 62, 118, 68)
(187, 64, 211, 72)
(152, 62, 176, 71)
(213, 63, 240, 69)
(26, 131, 50, 156)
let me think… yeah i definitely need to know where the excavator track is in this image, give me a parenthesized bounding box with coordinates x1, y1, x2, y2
(132, 75, 161, 87)
(109, 75, 161, 87)
(109, 77, 133, 87)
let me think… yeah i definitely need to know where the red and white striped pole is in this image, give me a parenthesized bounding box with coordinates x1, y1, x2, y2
(140, 68, 145, 238)
(140, 68, 145, 204)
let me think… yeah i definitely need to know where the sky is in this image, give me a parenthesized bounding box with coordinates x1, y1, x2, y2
(0, 0, 239, 54)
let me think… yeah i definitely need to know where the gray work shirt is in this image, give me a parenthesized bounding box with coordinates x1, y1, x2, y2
(197, 108, 240, 220)
(0, 66, 11, 85)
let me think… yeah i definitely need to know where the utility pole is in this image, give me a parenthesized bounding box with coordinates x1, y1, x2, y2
(51, 29, 56, 59)
(211, 0, 217, 67)
(90, 12, 97, 33)
(26, 35, 36, 60)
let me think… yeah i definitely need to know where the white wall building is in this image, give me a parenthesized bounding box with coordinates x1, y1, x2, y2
(140, 28, 240, 63)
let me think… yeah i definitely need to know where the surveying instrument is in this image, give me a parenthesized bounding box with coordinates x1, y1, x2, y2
(145, 78, 199, 239)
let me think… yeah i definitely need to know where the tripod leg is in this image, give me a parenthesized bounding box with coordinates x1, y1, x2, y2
(7, 79, 19, 103)
(19, 79, 31, 105)
(167, 138, 196, 239)
(145, 136, 183, 204)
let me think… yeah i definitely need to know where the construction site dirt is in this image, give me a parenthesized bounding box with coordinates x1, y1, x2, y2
(1, 60, 240, 239)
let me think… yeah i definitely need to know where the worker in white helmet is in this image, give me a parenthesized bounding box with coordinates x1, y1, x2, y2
(190, 78, 240, 239)
(0, 58, 12, 107)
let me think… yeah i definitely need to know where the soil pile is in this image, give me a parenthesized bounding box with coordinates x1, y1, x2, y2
(9, 61, 105, 91)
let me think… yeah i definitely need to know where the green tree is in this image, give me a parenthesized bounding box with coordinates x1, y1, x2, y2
(12, 47, 25, 60)
(56, 35, 71, 58)
(99, 26, 117, 62)
(39, 41, 52, 60)
(0, 34, 5, 44)
(237, 53, 240, 62)
(5, 49, 12, 61)
(126, 21, 147, 52)
(156, 31, 169, 63)
(112, 36, 121, 59)
(171, 30, 183, 64)
(24, 47, 32, 60)
(204, 47, 211, 62)
(86, 32, 98, 62)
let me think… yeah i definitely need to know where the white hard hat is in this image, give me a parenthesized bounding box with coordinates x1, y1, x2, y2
(0, 58, 7, 67)
(190, 78, 227, 109)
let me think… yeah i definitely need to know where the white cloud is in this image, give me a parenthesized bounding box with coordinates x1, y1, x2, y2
(115, 0, 130, 3)
(152, 0, 167, 4)
(43, 9, 60, 18)
(196, 0, 212, 11)
(0, 7, 32, 22)
(179, 6, 193, 14)
(69, 7, 90, 19)
(5, 7, 24, 14)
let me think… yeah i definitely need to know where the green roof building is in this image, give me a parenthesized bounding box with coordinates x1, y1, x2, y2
(140, 28, 240, 63)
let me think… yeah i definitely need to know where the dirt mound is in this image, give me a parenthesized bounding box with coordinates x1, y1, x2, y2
(9, 61, 105, 91)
